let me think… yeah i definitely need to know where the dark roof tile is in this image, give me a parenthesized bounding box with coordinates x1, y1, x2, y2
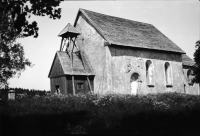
(79, 8, 185, 54)
(182, 54, 195, 66)
(57, 51, 94, 75)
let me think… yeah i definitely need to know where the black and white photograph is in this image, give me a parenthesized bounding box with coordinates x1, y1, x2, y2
(0, 0, 200, 135)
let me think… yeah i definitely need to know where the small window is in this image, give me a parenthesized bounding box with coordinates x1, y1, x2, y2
(77, 82, 84, 90)
(76, 81, 84, 94)
(164, 62, 172, 87)
(146, 60, 154, 87)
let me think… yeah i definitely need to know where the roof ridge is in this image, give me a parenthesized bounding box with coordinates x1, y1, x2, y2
(79, 8, 153, 26)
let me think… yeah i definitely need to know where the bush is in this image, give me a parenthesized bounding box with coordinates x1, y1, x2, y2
(1, 92, 200, 134)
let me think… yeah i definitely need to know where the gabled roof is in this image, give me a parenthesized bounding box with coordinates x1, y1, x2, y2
(58, 23, 80, 37)
(75, 8, 185, 54)
(182, 54, 195, 67)
(48, 51, 94, 78)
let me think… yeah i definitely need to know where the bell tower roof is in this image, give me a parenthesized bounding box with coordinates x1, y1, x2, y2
(58, 23, 80, 37)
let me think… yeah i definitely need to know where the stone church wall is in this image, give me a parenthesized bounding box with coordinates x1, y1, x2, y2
(109, 46, 185, 95)
(75, 14, 109, 94)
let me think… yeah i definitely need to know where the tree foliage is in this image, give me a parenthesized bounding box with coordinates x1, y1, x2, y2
(192, 40, 200, 83)
(1, 0, 62, 38)
(0, 0, 63, 88)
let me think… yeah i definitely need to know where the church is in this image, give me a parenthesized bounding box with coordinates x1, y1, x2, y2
(48, 8, 199, 95)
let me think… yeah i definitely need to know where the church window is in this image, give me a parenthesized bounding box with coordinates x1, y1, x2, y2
(76, 81, 85, 94)
(146, 60, 154, 86)
(164, 62, 172, 87)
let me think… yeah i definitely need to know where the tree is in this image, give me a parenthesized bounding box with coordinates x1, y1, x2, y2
(0, 0, 63, 88)
(192, 40, 200, 83)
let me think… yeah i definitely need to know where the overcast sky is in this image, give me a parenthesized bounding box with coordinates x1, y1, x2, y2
(8, 1, 200, 91)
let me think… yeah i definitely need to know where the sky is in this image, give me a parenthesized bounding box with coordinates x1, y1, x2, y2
(8, 0, 200, 91)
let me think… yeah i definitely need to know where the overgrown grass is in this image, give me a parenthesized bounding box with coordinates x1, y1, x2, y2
(1, 92, 200, 135)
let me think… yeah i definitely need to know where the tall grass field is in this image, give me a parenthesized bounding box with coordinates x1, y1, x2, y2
(1, 92, 200, 135)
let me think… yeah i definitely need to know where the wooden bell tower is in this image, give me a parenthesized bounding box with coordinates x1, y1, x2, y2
(58, 23, 93, 95)
(58, 23, 80, 53)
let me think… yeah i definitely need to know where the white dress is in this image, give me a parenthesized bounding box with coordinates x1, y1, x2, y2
(131, 81, 138, 95)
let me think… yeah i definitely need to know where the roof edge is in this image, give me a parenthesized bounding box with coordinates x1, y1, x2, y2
(110, 43, 185, 54)
(183, 64, 195, 67)
(48, 51, 66, 78)
(50, 73, 95, 78)
(73, 8, 112, 45)
(48, 52, 58, 78)
(82, 51, 95, 75)
(79, 8, 154, 27)
(152, 25, 185, 54)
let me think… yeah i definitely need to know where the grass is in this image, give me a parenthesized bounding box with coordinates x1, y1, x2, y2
(1, 92, 200, 135)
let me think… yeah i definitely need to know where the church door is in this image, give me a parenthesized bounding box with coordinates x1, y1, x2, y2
(130, 72, 140, 95)
(131, 81, 138, 95)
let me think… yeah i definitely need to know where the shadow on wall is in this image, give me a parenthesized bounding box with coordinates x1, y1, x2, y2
(109, 46, 182, 62)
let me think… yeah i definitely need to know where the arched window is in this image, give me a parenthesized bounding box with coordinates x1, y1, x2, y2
(146, 60, 154, 86)
(164, 62, 172, 86)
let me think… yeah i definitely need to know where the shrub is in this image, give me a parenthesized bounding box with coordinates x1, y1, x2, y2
(1, 92, 200, 134)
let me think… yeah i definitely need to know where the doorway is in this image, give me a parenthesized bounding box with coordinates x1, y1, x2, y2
(130, 72, 140, 95)
(55, 85, 60, 94)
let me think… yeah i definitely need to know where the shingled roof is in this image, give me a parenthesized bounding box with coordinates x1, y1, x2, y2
(76, 8, 185, 54)
(48, 51, 94, 77)
(182, 54, 195, 67)
(58, 23, 80, 37)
